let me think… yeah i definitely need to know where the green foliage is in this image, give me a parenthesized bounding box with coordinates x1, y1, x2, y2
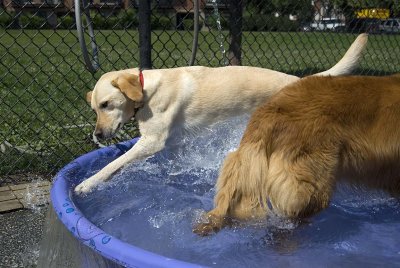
(243, 7, 266, 31)
(204, 13, 229, 30)
(0, 10, 15, 28)
(119, 9, 139, 28)
(91, 12, 106, 29)
(243, 10, 299, 32)
(158, 16, 174, 29)
(104, 16, 119, 29)
(19, 13, 47, 29)
(246, 0, 275, 14)
(83, 10, 138, 30)
(346, 0, 394, 8)
(182, 18, 193, 30)
(248, 0, 314, 17)
(151, 12, 174, 30)
(57, 15, 75, 29)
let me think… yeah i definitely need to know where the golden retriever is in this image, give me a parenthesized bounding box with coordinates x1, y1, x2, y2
(193, 73, 400, 236)
(75, 34, 368, 194)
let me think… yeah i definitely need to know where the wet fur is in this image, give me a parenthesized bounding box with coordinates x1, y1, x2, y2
(194, 74, 400, 235)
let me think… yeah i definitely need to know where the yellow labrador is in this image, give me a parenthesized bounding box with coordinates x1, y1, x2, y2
(75, 34, 368, 194)
(193, 73, 400, 235)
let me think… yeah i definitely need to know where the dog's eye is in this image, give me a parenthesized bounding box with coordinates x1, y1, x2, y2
(100, 101, 108, 109)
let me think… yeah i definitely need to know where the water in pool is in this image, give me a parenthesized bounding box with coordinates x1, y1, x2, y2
(74, 116, 400, 267)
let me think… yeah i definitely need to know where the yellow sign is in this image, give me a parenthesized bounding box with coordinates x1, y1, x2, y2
(356, 8, 390, 19)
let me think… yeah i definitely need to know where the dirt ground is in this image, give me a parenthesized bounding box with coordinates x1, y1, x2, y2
(0, 206, 48, 267)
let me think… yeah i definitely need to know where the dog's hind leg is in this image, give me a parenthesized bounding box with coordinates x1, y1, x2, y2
(194, 142, 268, 235)
(266, 148, 338, 219)
(193, 151, 241, 236)
(229, 194, 268, 220)
(227, 144, 270, 221)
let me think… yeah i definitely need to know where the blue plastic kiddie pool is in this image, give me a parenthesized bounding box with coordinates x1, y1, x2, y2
(51, 119, 400, 268)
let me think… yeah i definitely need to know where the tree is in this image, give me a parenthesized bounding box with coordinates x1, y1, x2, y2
(246, 0, 313, 22)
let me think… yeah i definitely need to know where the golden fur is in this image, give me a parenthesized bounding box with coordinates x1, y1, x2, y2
(194, 74, 400, 235)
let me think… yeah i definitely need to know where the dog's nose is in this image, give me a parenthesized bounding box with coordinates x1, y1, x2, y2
(94, 130, 104, 140)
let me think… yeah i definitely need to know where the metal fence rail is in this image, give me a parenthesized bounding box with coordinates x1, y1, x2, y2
(1, 0, 400, 184)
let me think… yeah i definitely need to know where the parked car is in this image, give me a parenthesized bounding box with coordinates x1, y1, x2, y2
(379, 18, 400, 33)
(347, 18, 381, 34)
(301, 18, 346, 32)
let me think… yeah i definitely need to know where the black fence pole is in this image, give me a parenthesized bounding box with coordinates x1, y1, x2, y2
(228, 0, 243, 66)
(138, 0, 152, 69)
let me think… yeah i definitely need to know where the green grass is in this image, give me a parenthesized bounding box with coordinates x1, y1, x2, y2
(1, 29, 400, 176)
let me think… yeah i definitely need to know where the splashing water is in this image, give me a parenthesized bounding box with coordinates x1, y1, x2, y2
(210, 0, 228, 66)
(19, 180, 50, 267)
(73, 116, 400, 267)
(22, 180, 49, 211)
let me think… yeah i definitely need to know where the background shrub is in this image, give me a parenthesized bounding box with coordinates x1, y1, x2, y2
(0, 10, 15, 28)
(204, 12, 228, 30)
(91, 12, 106, 29)
(57, 15, 75, 29)
(119, 9, 138, 29)
(151, 12, 169, 29)
(158, 16, 174, 29)
(182, 18, 193, 30)
(243, 11, 299, 32)
(19, 13, 47, 29)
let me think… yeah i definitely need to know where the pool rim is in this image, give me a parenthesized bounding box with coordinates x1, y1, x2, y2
(50, 137, 205, 268)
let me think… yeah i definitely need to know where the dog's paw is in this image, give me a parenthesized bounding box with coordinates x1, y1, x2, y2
(74, 180, 96, 195)
(193, 222, 221, 236)
(74, 172, 109, 195)
(193, 214, 224, 236)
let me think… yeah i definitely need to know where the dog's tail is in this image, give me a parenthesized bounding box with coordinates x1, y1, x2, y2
(314, 33, 368, 77)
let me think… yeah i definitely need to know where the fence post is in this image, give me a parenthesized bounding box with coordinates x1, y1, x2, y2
(228, 0, 243, 66)
(138, 0, 152, 69)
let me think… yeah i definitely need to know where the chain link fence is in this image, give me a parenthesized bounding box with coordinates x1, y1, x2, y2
(1, 0, 400, 184)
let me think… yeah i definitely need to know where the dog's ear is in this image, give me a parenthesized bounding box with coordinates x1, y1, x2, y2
(111, 74, 143, 102)
(86, 91, 93, 103)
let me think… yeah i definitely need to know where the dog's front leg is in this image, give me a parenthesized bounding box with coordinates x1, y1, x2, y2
(74, 135, 167, 194)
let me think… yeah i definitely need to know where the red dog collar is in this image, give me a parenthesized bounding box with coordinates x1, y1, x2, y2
(139, 70, 144, 89)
